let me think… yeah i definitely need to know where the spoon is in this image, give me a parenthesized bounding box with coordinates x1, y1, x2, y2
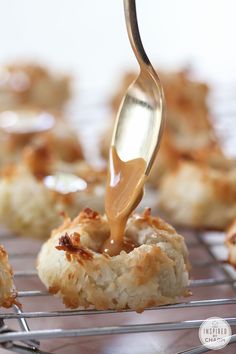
(103, 0, 165, 256)
(112, 0, 165, 174)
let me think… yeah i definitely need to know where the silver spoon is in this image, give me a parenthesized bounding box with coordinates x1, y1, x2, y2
(111, 0, 165, 175)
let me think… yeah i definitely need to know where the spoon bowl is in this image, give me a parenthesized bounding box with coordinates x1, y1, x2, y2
(112, 0, 165, 175)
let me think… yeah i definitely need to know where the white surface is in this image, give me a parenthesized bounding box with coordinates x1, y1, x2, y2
(0, 0, 236, 96)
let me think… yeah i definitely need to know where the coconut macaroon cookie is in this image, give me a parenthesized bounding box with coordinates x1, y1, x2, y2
(0, 108, 83, 169)
(158, 160, 236, 230)
(0, 63, 71, 111)
(225, 220, 236, 268)
(0, 245, 17, 308)
(37, 208, 190, 312)
(0, 144, 105, 239)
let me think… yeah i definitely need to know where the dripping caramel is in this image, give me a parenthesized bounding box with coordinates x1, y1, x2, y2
(102, 146, 146, 256)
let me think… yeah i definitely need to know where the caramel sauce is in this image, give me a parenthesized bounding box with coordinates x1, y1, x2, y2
(102, 146, 147, 256)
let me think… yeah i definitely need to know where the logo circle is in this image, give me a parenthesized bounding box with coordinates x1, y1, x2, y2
(199, 317, 232, 350)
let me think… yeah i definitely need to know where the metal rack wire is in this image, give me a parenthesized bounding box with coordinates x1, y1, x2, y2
(0, 229, 235, 354)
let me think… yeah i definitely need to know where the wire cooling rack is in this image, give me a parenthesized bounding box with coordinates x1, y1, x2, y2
(0, 228, 235, 354)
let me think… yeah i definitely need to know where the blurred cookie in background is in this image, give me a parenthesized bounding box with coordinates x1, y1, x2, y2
(0, 143, 105, 239)
(225, 220, 236, 268)
(0, 62, 71, 111)
(0, 108, 84, 169)
(100, 69, 222, 186)
(158, 158, 236, 230)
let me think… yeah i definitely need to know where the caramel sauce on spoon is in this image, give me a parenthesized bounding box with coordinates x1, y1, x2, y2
(102, 146, 147, 256)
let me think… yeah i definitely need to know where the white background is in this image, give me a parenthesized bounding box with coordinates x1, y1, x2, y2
(0, 0, 236, 95)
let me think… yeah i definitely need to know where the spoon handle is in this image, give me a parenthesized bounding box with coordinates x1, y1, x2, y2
(124, 0, 152, 69)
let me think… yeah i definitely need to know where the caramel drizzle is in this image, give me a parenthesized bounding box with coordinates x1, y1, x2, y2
(103, 146, 146, 256)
